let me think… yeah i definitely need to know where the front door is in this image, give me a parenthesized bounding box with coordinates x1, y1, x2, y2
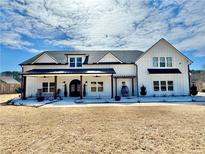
(69, 79, 81, 97)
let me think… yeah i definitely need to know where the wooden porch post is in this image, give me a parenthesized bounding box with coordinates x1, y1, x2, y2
(54, 76, 57, 99)
(22, 76, 26, 100)
(80, 75, 83, 99)
(132, 77, 134, 96)
(111, 74, 113, 98)
(115, 77, 117, 96)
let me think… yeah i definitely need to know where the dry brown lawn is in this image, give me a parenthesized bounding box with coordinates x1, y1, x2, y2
(0, 94, 20, 104)
(0, 105, 205, 154)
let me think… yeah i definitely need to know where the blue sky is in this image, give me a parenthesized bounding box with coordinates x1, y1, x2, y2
(0, 0, 205, 71)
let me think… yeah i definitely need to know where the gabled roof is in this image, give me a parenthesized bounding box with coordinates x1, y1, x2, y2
(31, 53, 58, 64)
(0, 77, 20, 84)
(20, 50, 143, 65)
(96, 52, 123, 63)
(135, 38, 193, 64)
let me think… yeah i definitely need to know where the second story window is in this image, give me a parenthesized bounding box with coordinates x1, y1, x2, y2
(160, 57, 165, 67)
(166, 57, 172, 67)
(77, 57, 82, 67)
(70, 57, 82, 67)
(153, 56, 173, 67)
(153, 57, 158, 67)
(70, 58, 75, 67)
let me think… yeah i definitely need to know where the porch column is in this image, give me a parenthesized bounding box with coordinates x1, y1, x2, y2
(80, 75, 83, 99)
(22, 76, 26, 100)
(115, 77, 117, 96)
(54, 76, 57, 99)
(111, 74, 113, 98)
(132, 77, 134, 96)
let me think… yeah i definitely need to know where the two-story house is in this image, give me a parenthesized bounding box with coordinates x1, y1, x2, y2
(20, 38, 192, 99)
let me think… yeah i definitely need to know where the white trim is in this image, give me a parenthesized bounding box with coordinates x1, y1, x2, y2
(97, 52, 123, 63)
(32, 53, 57, 64)
(69, 57, 82, 68)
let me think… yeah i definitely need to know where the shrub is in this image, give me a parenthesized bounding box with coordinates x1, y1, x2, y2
(115, 96, 121, 101)
(140, 85, 147, 96)
(15, 87, 22, 93)
(37, 96, 44, 102)
(190, 84, 198, 96)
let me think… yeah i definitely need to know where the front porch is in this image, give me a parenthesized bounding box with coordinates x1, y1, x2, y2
(21, 68, 116, 100)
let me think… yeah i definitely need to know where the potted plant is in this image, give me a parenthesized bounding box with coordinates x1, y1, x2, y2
(190, 84, 198, 96)
(140, 85, 147, 96)
(36, 89, 44, 102)
(115, 96, 121, 101)
(190, 84, 198, 102)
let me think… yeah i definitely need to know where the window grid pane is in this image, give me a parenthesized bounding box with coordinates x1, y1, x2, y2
(153, 57, 158, 67)
(91, 82, 96, 92)
(42, 82, 48, 92)
(77, 57, 82, 67)
(153, 81, 159, 91)
(98, 82, 104, 92)
(168, 81, 174, 91)
(49, 82, 55, 92)
(160, 57, 165, 67)
(70, 58, 75, 67)
(160, 81, 166, 91)
(166, 57, 172, 67)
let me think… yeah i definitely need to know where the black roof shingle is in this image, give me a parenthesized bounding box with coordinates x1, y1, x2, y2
(20, 50, 143, 65)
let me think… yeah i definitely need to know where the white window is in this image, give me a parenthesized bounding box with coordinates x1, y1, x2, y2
(91, 82, 97, 92)
(42, 82, 48, 92)
(98, 82, 104, 92)
(153, 81, 159, 91)
(69, 57, 82, 67)
(42, 82, 55, 92)
(160, 57, 165, 67)
(166, 57, 172, 67)
(168, 81, 174, 91)
(153, 57, 158, 67)
(160, 81, 166, 91)
(91, 82, 104, 92)
(49, 82, 55, 92)
(77, 57, 82, 67)
(70, 58, 75, 67)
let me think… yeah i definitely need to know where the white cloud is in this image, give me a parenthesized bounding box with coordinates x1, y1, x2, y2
(0, 0, 205, 57)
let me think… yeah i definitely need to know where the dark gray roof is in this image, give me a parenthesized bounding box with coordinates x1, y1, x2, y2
(0, 77, 20, 84)
(20, 50, 143, 65)
(23, 68, 116, 75)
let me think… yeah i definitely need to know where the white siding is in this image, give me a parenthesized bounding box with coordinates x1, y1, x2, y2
(98, 52, 122, 63)
(34, 53, 56, 63)
(23, 64, 136, 76)
(26, 75, 112, 98)
(136, 39, 190, 96)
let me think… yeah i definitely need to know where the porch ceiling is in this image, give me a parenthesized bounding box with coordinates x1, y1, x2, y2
(22, 68, 116, 75)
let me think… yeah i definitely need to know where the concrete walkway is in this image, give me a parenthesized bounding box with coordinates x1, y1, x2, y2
(11, 95, 205, 107)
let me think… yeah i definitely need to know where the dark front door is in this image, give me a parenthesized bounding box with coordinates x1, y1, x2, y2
(69, 79, 81, 97)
